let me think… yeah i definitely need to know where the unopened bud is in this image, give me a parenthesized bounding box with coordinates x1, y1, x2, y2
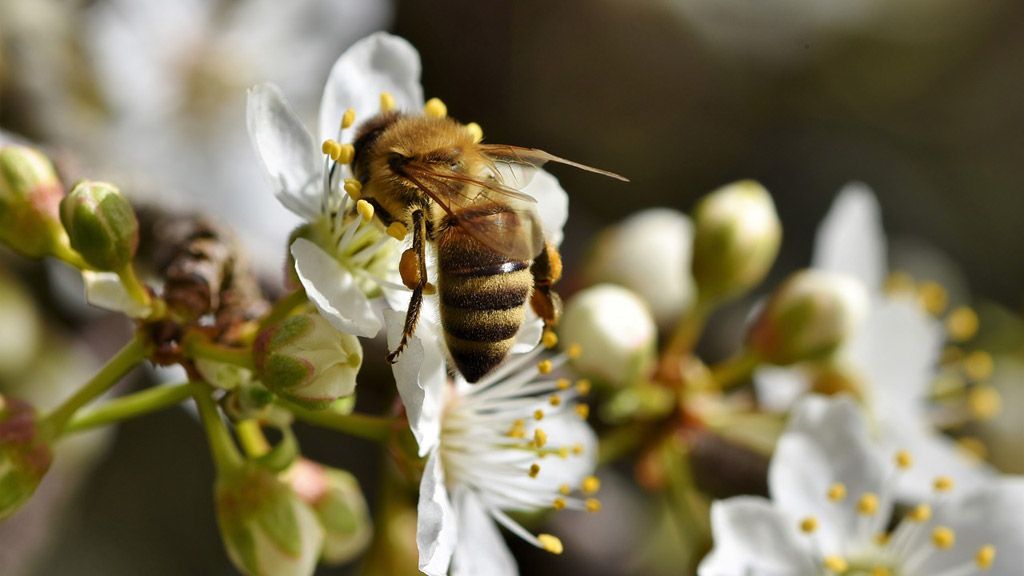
(747, 270, 867, 366)
(0, 395, 53, 520)
(253, 313, 362, 408)
(559, 284, 657, 386)
(692, 180, 781, 302)
(215, 464, 324, 576)
(0, 146, 67, 258)
(284, 459, 372, 565)
(60, 181, 138, 271)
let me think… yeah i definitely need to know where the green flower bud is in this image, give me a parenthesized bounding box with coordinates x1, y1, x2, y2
(253, 313, 362, 409)
(284, 459, 372, 565)
(747, 270, 867, 366)
(559, 284, 657, 387)
(215, 464, 324, 576)
(0, 145, 68, 258)
(692, 180, 781, 302)
(0, 395, 53, 520)
(59, 181, 139, 271)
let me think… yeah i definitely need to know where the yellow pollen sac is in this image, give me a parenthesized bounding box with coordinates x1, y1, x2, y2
(534, 409, 545, 421)
(857, 493, 879, 516)
(423, 97, 447, 118)
(918, 281, 948, 315)
(321, 139, 341, 158)
(341, 107, 356, 129)
(969, 385, 1002, 421)
(356, 199, 375, 222)
(956, 436, 988, 460)
(582, 475, 601, 495)
(529, 463, 541, 478)
(827, 483, 848, 502)
(466, 122, 483, 143)
(542, 330, 559, 349)
(508, 419, 526, 438)
(567, 343, 583, 360)
(552, 497, 566, 510)
(964, 351, 995, 381)
(537, 359, 553, 375)
(379, 91, 395, 112)
(946, 306, 979, 342)
(976, 545, 996, 569)
(932, 526, 955, 549)
(571, 443, 584, 456)
(934, 476, 955, 493)
(538, 534, 563, 555)
(556, 378, 571, 390)
(534, 428, 548, 448)
(575, 404, 590, 420)
(343, 178, 362, 200)
(799, 517, 818, 534)
(335, 143, 355, 164)
(575, 379, 592, 395)
(549, 394, 562, 407)
(872, 567, 892, 576)
(559, 483, 571, 495)
(823, 555, 849, 573)
(895, 450, 914, 470)
(885, 272, 916, 295)
(387, 221, 408, 241)
(585, 498, 602, 512)
(908, 503, 932, 523)
(874, 532, 891, 546)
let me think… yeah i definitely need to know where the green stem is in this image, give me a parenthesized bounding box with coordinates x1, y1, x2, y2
(663, 300, 712, 361)
(709, 350, 759, 390)
(281, 400, 394, 443)
(236, 419, 270, 458)
(661, 440, 711, 571)
(63, 382, 197, 435)
(40, 335, 148, 438)
(193, 386, 243, 475)
(116, 263, 152, 311)
(258, 289, 308, 332)
(51, 242, 90, 269)
(186, 337, 255, 370)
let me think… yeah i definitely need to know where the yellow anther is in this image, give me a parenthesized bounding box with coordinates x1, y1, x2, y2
(857, 493, 879, 516)
(946, 306, 979, 342)
(343, 178, 362, 200)
(387, 221, 408, 241)
(575, 404, 590, 420)
(582, 475, 600, 495)
(969, 385, 1002, 420)
(956, 436, 988, 460)
(895, 450, 913, 470)
(508, 419, 526, 438)
(529, 463, 541, 478)
(934, 476, 954, 493)
(379, 91, 395, 112)
(823, 555, 849, 573)
(559, 483, 571, 495)
(534, 409, 545, 421)
(885, 271, 916, 295)
(571, 443, 584, 456)
(799, 517, 818, 533)
(976, 545, 996, 569)
(942, 345, 965, 363)
(466, 122, 483, 143)
(549, 394, 562, 407)
(567, 343, 583, 360)
(874, 532, 891, 546)
(538, 534, 563, 555)
(827, 483, 848, 502)
(542, 330, 559, 349)
(537, 359, 553, 374)
(423, 97, 447, 118)
(964, 351, 995, 382)
(321, 139, 341, 158)
(557, 447, 570, 459)
(872, 567, 892, 576)
(552, 497, 566, 510)
(918, 281, 948, 315)
(556, 378, 571, 390)
(341, 107, 356, 129)
(534, 428, 548, 448)
(585, 498, 602, 512)
(424, 282, 437, 296)
(576, 379, 592, 395)
(335, 143, 355, 164)
(356, 199, 374, 221)
(908, 503, 932, 523)
(932, 526, 955, 549)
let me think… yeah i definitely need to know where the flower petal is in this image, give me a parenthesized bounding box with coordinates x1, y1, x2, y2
(522, 169, 569, 247)
(384, 309, 446, 456)
(247, 84, 321, 221)
(698, 497, 816, 576)
(417, 450, 458, 576)
(291, 238, 382, 337)
(318, 32, 424, 143)
(881, 421, 994, 503)
(753, 365, 811, 413)
(812, 183, 888, 290)
(82, 271, 152, 319)
(450, 487, 517, 576)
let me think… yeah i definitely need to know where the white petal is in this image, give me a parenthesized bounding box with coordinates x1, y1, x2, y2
(522, 169, 569, 247)
(698, 497, 816, 576)
(318, 32, 424, 143)
(812, 183, 888, 290)
(769, 395, 889, 554)
(753, 365, 811, 413)
(247, 83, 321, 221)
(291, 239, 382, 337)
(417, 450, 458, 576)
(82, 271, 152, 319)
(881, 421, 994, 503)
(385, 309, 446, 456)
(450, 488, 517, 576)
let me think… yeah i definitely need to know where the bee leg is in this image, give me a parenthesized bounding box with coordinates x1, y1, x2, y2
(387, 209, 429, 363)
(529, 242, 563, 328)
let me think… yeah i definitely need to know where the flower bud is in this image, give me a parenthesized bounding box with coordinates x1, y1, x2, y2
(284, 459, 372, 565)
(59, 181, 139, 271)
(253, 313, 362, 408)
(0, 145, 68, 258)
(585, 208, 696, 327)
(215, 464, 324, 576)
(691, 180, 781, 302)
(747, 270, 868, 366)
(559, 284, 657, 386)
(0, 395, 53, 520)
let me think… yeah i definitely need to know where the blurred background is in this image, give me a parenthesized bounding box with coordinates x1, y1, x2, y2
(2, 0, 1022, 574)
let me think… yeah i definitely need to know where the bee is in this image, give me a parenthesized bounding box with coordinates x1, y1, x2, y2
(350, 107, 626, 382)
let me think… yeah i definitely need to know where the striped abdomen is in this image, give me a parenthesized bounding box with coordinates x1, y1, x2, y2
(437, 214, 533, 383)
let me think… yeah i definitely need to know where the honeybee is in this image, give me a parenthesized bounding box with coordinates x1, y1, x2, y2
(350, 109, 626, 382)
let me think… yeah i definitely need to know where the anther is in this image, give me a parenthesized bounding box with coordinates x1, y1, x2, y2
(387, 221, 408, 241)
(559, 484, 571, 495)
(885, 272, 915, 295)
(571, 443, 584, 456)
(344, 178, 362, 200)
(932, 526, 955, 549)
(946, 306, 979, 341)
(537, 359, 553, 374)
(466, 122, 483, 143)
(423, 97, 447, 118)
(423, 282, 437, 296)
(964, 351, 995, 381)
(575, 404, 590, 420)
(549, 394, 561, 407)
(933, 476, 954, 493)
(557, 447, 570, 459)
(874, 533, 890, 546)
(585, 498, 602, 512)
(976, 545, 995, 569)
(567, 343, 583, 359)
(872, 568, 892, 576)
(957, 436, 988, 460)
(895, 450, 913, 470)
(908, 503, 931, 523)
(529, 463, 541, 478)
(823, 555, 848, 573)
(576, 379, 592, 395)
(556, 378, 571, 390)
(534, 428, 548, 448)
(356, 199, 374, 221)
(538, 534, 563, 555)
(552, 497, 566, 510)
(534, 409, 545, 421)
(335, 143, 355, 164)
(321, 139, 341, 158)
(799, 517, 818, 533)
(857, 493, 879, 516)
(827, 483, 848, 502)
(379, 92, 395, 112)
(582, 475, 600, 495)
(341, 107, 356, 129)
(918, 281, 948, 315)
(542, 330, 559, 349)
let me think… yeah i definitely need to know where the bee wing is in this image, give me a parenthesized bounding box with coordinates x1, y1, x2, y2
(402, 161, 545, 260)
(480, 144, 630, 182)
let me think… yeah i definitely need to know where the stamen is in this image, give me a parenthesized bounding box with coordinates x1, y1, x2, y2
(956, 436, 988, 460)
(799, 516, 818, 533)
(828, 483, 848, 501)
(529, 463, 541, 478)
(964, 351, 994, 381)
(533, 428, 548, 448)
(932, 526, 955, 549)
(969, 385, 1001, 420)
(538, 534, 563, 555)
(918, 281, 948, 315)
(895, 450, 913, 470)
(872, 568, 892, 576)
(567, 344, 583, 359)
(380, 92, 395, 112)
(575, 404, 590, 420)
(542, 330, 559, 349)
(466, 122, 483, 143)
(582, 475, 600, 495)
(507, 419, 526, 438)
(552, 497, 566, 510)
(556, 378, 571, 390)
(585, 498, 601, 512)
(857, 493, 879, 516)
(321, 139, 341, 158)
(874, 533, 890, 546)
(933, 476, 954, 493)
(559, 484, 571, 495)
(946, 306, 979, 341)
(423, 97, 447, 118)
(823, 555, 848, 573)
(344, 178, 362, 200)
(576, 379, 592, 395)
(356, 200, 375, 222)
(533, 409, 545, 421)
(537, 360, 553, 374)
(549, 394, 562, 407)
(335, 143, 355, 164)
(341, 107, 356, 129)
(571, 443, 584, 456)
(885, 272, 916, 295)
(908, 503, 931, 523)
(976, 545, 995, 569)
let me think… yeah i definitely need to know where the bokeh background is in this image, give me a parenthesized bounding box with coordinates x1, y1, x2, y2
(2, 0, 1022, 574)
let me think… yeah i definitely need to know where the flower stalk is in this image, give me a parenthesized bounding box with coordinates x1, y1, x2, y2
(64, 382, 198, 434)
(280, 399, 394, 444)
